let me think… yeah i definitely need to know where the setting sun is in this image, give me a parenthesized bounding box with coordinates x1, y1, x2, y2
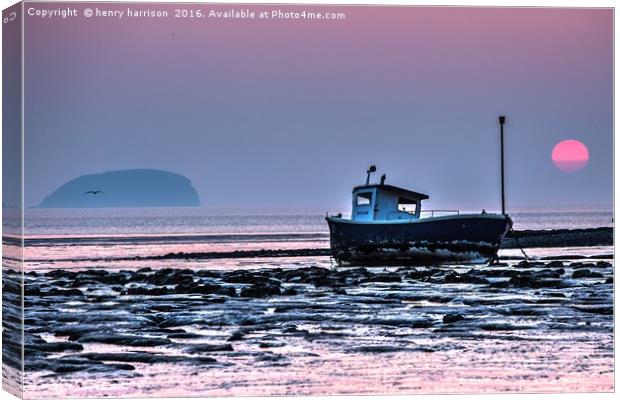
(552, 140, 590, 172)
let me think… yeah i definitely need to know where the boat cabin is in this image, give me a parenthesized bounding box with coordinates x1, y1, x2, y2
(352, 183, 429, 222)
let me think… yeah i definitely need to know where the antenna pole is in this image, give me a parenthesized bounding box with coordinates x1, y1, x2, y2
(365, 165, 376, 186)
(499, 116, 506, 215)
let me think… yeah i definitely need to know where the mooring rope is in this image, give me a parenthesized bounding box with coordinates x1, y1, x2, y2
(511, 228, 532, 262)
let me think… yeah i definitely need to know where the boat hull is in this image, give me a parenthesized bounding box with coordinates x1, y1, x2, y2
(326, 214, 512, 266)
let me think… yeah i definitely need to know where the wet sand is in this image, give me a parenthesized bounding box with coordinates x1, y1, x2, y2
(5, 227, 613, 265)
(2, 256, 614, 398)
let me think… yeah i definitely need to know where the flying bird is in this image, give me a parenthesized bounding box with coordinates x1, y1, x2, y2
(84, 190, 104, 195)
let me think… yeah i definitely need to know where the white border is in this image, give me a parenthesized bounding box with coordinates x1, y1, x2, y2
(0, 1, 615, 400)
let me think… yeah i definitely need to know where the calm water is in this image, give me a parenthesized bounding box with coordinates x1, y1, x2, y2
(21, 205, 614, 236)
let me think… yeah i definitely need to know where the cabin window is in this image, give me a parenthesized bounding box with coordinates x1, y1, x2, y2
(356, 192, 373, 206)
(398, 197, 417, 214)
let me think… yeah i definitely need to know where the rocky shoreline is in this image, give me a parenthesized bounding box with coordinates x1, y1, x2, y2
(502, 227, 613, 248)
(131, 227, 613, 261)
(3, 257, 613, 380)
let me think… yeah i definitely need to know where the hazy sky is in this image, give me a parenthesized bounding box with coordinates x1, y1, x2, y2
(23, 4, 613, 210)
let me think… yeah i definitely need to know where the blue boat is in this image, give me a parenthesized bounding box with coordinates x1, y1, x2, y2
(326, 166, 512, 266)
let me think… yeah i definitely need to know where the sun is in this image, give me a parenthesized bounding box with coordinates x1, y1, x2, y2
(551, 140, 589, 172)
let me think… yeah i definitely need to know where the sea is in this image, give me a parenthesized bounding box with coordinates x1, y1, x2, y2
(21, 205, 615, 236)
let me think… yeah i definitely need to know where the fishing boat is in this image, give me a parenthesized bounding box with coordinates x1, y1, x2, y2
(326, 117, 513, 266)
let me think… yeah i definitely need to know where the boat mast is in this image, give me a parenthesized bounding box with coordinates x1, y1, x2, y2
(499, 116, 506, 215)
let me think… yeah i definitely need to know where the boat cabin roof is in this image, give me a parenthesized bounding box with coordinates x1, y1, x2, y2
(352, 184, 429, 201)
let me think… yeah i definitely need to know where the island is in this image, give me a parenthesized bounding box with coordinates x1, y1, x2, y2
(38, 169, 200, 208)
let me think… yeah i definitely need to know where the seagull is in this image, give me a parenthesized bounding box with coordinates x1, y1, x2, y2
(84, 190, 103, 195)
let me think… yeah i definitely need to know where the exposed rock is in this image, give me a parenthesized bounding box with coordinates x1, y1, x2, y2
(360, 274, 401, 283)
(79, 352, 217, 365)
(40, 288, 83, 297)
(183, 344, 234, 353)
(282, 287, 299, 296)
(508, 275, 563, 288)
(26, 341, 84, 354)
(478, 323, 534, 331)
(76, 333, 171, 347)
(167, 332, 203, 339)
(240, 282, 281, 298)
(124, 287, 170, 296)
(596, 261, 612, 269)
(258, 341, 285, 348)
(255, 353, 287, 363)
(572, 269, 604, 279)
(572, 305, 613, 315)
(442, 314, 465, 324)
(174, 282, 236, 296)
(53, 362, 135, 374)
(227, 330, 246, 341)
(546, 261, 565, 269)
